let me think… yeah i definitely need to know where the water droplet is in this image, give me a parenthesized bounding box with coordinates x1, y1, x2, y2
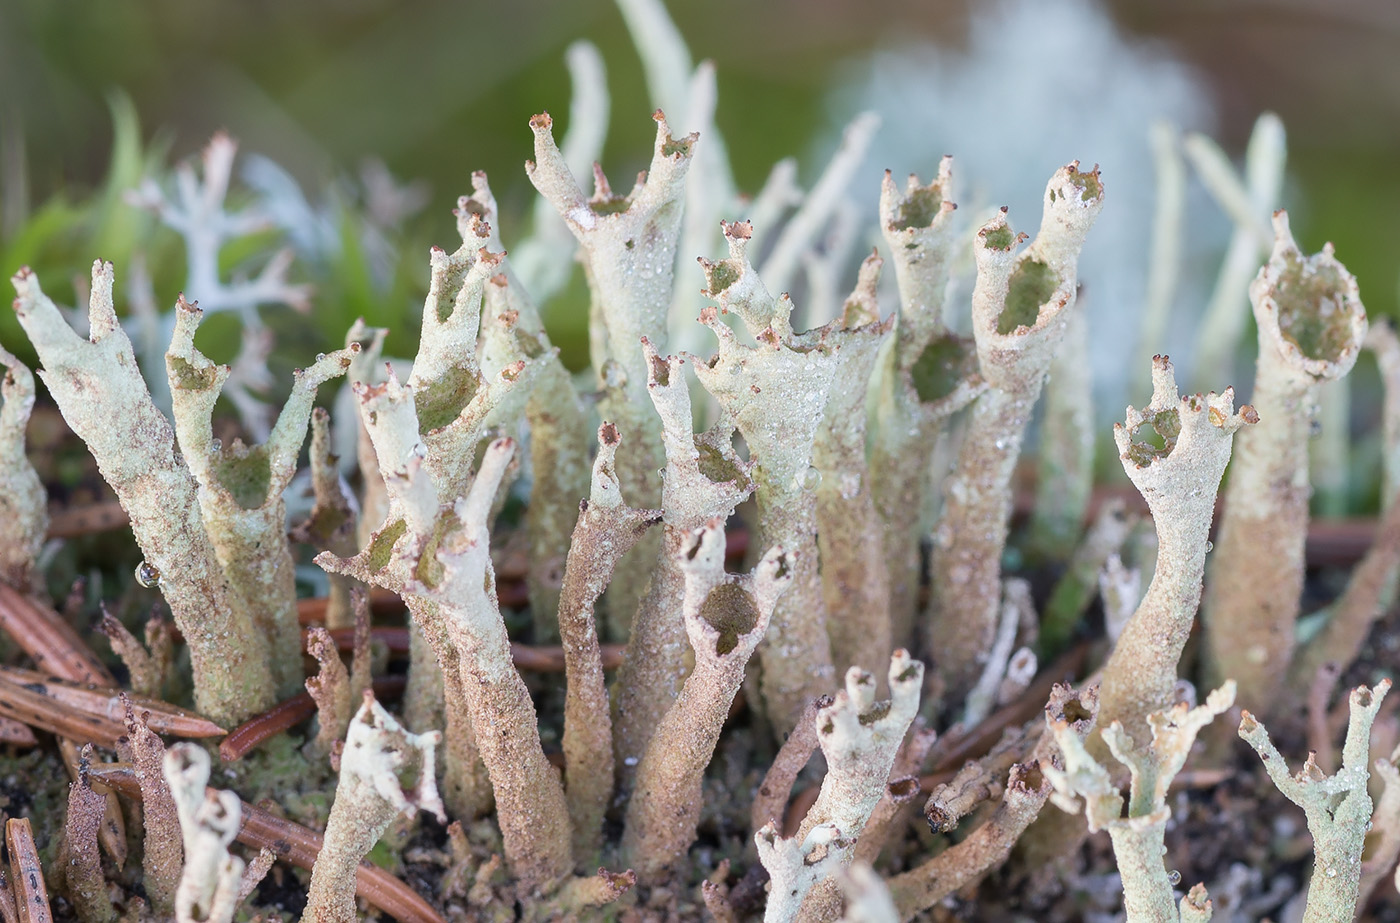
(1326, 868, 1338, 878)
(796, 467, 822, 491)
(1168, 870, 1181, 886)
(1204, 541, 1214, 553)
(135, 561, 162, 589)
(623, 756, 639, 767)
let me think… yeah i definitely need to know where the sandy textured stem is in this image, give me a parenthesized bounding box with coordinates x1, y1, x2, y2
(520, 351, 590, 643)
(1240, 681, 1389, 923)
(624, 521, 790, 882)
(751, 694, 831, 836)
(1204, 211, 1366, 713)
(0, 348, 45, 592)
(422, 440, 573, 894)
(305, 694, 444, 923)
(1099, 357, 1253, 745)
(167, 297, 357, 697)
(1291, 495, 1400, 687)
(888, 762, 1051, 921)
(12, 264, 272, 726)
(305, 627, 352, 758)
(928, 164, 1104, 703)
(559, 424, 660, 864)
(812, 255, 895, 682)
(62, 759, 115, 923)
(612, 341, 752, 785)
(403, 598, 490, 822)
(118, 706, 181, 916)
(293, 408, 360, 629)
(1027, 308, 1094, 563)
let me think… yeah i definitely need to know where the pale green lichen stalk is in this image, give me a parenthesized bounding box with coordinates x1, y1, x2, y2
(1239, 681, 1390, 923)
(0, 346, 46, 592)
(1044, 683, 1235, 923)
(11, 263, 276, 725)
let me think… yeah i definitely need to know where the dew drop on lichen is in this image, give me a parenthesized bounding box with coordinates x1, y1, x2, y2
(1204, 541, 1214, 553)
(796, 466, 822, 491)
(1168, 870, 1181, 886)
(135, 561, 162, 589)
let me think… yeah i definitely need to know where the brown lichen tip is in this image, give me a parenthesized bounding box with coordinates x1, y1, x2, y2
(1253, 210, 1367, 380)
(698, 219, 794, 339)
(880, 156, 956, 235)
(1112, 355, 1255, 472)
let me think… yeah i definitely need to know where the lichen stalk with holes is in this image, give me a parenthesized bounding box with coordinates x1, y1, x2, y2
(11, 263, 276, 725)
(1097, 356, 1254, 745)
(693, 219, 842, 737)
(926, 163, 1104, 706)
(1203, 210, 1366, 714)
(869, 159, 983, 647)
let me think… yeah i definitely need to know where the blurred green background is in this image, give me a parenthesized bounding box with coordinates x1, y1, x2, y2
(1, 0, 1398, 360)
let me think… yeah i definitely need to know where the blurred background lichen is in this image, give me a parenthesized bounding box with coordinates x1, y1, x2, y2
(3, 0, 1398, 501)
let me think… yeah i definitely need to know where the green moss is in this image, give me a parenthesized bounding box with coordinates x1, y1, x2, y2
(894, 186, 942, 230)
(414, 366, 480, 432)
(696, 441, 746, 485)
(1124, 409, 1181, 467)
(983, 226, 1015, 250)
(706, 261, 741, 294)
(698, 583, 759, 656)
(910, 335, 968, 403)
(591, 196, 631, 215)
(1070, 170, 1102, 203)
(1275, 253, 1353, 361)
(365, 518, 408, 572)
(998, 259, 1056, 334)
(414, 509, 461, 590)
(661, 137, 693, 157)
(214, 446, 272, 509)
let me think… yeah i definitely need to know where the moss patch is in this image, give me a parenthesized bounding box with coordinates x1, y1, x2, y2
(983, 226, 1015, 251)
(1125, 409, 1181, 467)
(894, 186, 942, 230)
(910, 335, 968, 404)
(1069, 170, 1102, 202)
(706, 261, 741, 294)
(1275, 253, 1353, 361)
(414, 366, 480, 432)
(699, 583, 760, 656)
(365, 518, 408, 572)
(167, 356, 220, 391)
(214, 446, 273, 509)
(999, 259, 1057, 334)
